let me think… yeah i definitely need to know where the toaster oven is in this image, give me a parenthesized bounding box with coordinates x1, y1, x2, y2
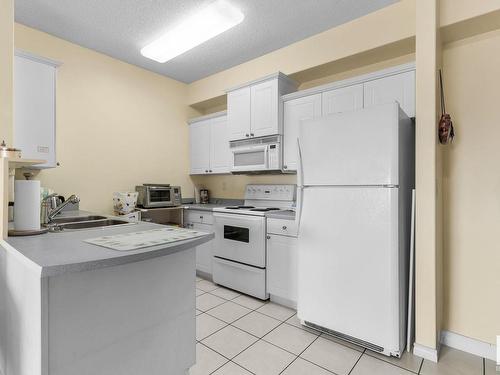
(135, 184, 182, 208)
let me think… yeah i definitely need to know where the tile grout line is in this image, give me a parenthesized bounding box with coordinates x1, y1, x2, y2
(277, 334, 334, 375)
(227, 360, 258, 375)
(198, 292, 270, 344)
(198, 279, 432, 375)
(417, 356, 424, 374)
(199, 283, 348, 374)
(363, 350, 423, 374)
(199, 280, 401, 375)
(202, 297, 308, 373)
(197, 341, 231, 375)
(346, 348, 365, 375)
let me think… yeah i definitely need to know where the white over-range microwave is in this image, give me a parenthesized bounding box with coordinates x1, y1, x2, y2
(230, 136, 281, 173)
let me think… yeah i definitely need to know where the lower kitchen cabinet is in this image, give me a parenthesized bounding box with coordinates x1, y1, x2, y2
(185, 210, 214, 275)
(193, 222, 213, 274)
(266, 232, 298, 306)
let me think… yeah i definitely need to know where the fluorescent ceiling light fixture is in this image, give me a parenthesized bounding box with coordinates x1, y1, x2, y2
(141, 0, 244, 63)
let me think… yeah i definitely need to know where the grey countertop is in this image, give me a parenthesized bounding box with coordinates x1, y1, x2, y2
(4, 211, 213, 278)
(266, 210, 296, 220)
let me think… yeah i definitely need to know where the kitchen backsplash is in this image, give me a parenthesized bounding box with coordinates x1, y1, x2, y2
(190, 174, 297, 199)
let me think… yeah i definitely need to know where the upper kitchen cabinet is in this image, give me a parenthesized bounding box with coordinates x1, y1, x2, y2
(209, 115, 231, 173)
(282, 63, 415, 172)
(14, 51, 60, 168)
(189, 111, 231, 175)
(364, 70, 415, 117)
(321, 84, 363, 116)
(282, 94, 322, 172)
(189, 120, 211, 174)
(227, 86, 251, 141)
(226, 73, 297, 141)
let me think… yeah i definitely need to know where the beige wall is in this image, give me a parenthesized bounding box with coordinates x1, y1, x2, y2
(415, 0, 441, 350)
(14, 24, 196, 214)
(191, 174, 296, 200)
(0, 0, 14, 144)
(442, 29, 500, 345)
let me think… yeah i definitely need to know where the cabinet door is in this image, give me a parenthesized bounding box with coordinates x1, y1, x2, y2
(227, 86, 251, 141)
(322, 84, 363, 116)
(14, 55, 57, 168)
(209, 115, 231, 174)
(251, 79, 279, 138)
(363, 71, 415, 117)
(193, 222, 214, 275)
(189, 120, 211, 174)
(267, 234, 298, 303)
(283, 94, 322, 172)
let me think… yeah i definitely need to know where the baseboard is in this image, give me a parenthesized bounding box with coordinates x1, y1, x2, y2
(269, 294, 296, 309)
(413, 343, 440, 362)
(195, 270, 212, 281)
(440, 330, 497, 361)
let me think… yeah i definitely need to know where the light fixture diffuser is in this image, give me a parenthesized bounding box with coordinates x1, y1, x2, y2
(141, 0, 244, 63)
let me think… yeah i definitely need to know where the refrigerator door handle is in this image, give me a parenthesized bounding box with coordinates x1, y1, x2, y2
(296, 137, 304, 234)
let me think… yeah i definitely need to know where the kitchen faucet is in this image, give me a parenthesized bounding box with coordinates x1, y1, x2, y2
(41, 194, 80, 225)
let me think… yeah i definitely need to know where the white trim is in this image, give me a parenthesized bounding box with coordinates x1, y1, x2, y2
(15, 49, 62, 67)
(188, 110, 227, 125)
(440, 330, 497, 361)
(269, 294, 296, 310)
(413, 343, 439, 363)
(225, 71, 298, 93)
(282, 62, 416, 101)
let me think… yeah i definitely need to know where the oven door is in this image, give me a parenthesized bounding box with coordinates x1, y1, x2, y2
(146, 187, 173, 207)
(231, 144, 268, 172)
(213, 213, 266, 268)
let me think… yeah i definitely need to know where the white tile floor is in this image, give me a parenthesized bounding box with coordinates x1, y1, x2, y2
(191, 277, 493, 375)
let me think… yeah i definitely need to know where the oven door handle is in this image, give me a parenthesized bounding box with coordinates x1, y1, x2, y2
(213, 212, 265, 222)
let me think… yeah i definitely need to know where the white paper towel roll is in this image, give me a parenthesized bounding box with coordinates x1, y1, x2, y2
(14, 180, 41, 231)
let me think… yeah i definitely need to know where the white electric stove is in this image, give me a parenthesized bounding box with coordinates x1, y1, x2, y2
(212, 184, 296, 299)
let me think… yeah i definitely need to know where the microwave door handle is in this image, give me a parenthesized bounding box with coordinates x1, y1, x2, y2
(263, 146, 269, 169)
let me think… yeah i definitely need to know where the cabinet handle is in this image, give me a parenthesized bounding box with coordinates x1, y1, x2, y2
(245, 133, 249, 137)
(283, 165, 287, 169)
(209, 170, 212, 172)
(266, 235, 271, 240)
(282, 226, 287, 230)
(200, 216, 203, 219)
(205, 170, 208, 173)
(250, 133, 254, 137)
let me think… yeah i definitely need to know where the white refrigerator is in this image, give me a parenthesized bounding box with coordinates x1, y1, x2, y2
(296, 102, 414, 357)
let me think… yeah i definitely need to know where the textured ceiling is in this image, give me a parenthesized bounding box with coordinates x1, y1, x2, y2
(15, 0, 398, 83)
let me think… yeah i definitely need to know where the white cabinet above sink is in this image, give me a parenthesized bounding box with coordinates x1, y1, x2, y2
(14, 51, 61, 169)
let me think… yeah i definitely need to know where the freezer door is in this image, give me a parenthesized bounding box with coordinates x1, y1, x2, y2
(298, 102, 400, 186)
(297, 186, 401, 353)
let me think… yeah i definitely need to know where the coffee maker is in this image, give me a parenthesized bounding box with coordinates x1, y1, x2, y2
(199, 189, 209, 204)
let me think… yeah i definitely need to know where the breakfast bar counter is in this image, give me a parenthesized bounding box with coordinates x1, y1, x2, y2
(0, 213, 213, 375)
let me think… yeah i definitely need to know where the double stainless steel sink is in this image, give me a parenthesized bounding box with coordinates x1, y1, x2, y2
(48, 215, 134, 232)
